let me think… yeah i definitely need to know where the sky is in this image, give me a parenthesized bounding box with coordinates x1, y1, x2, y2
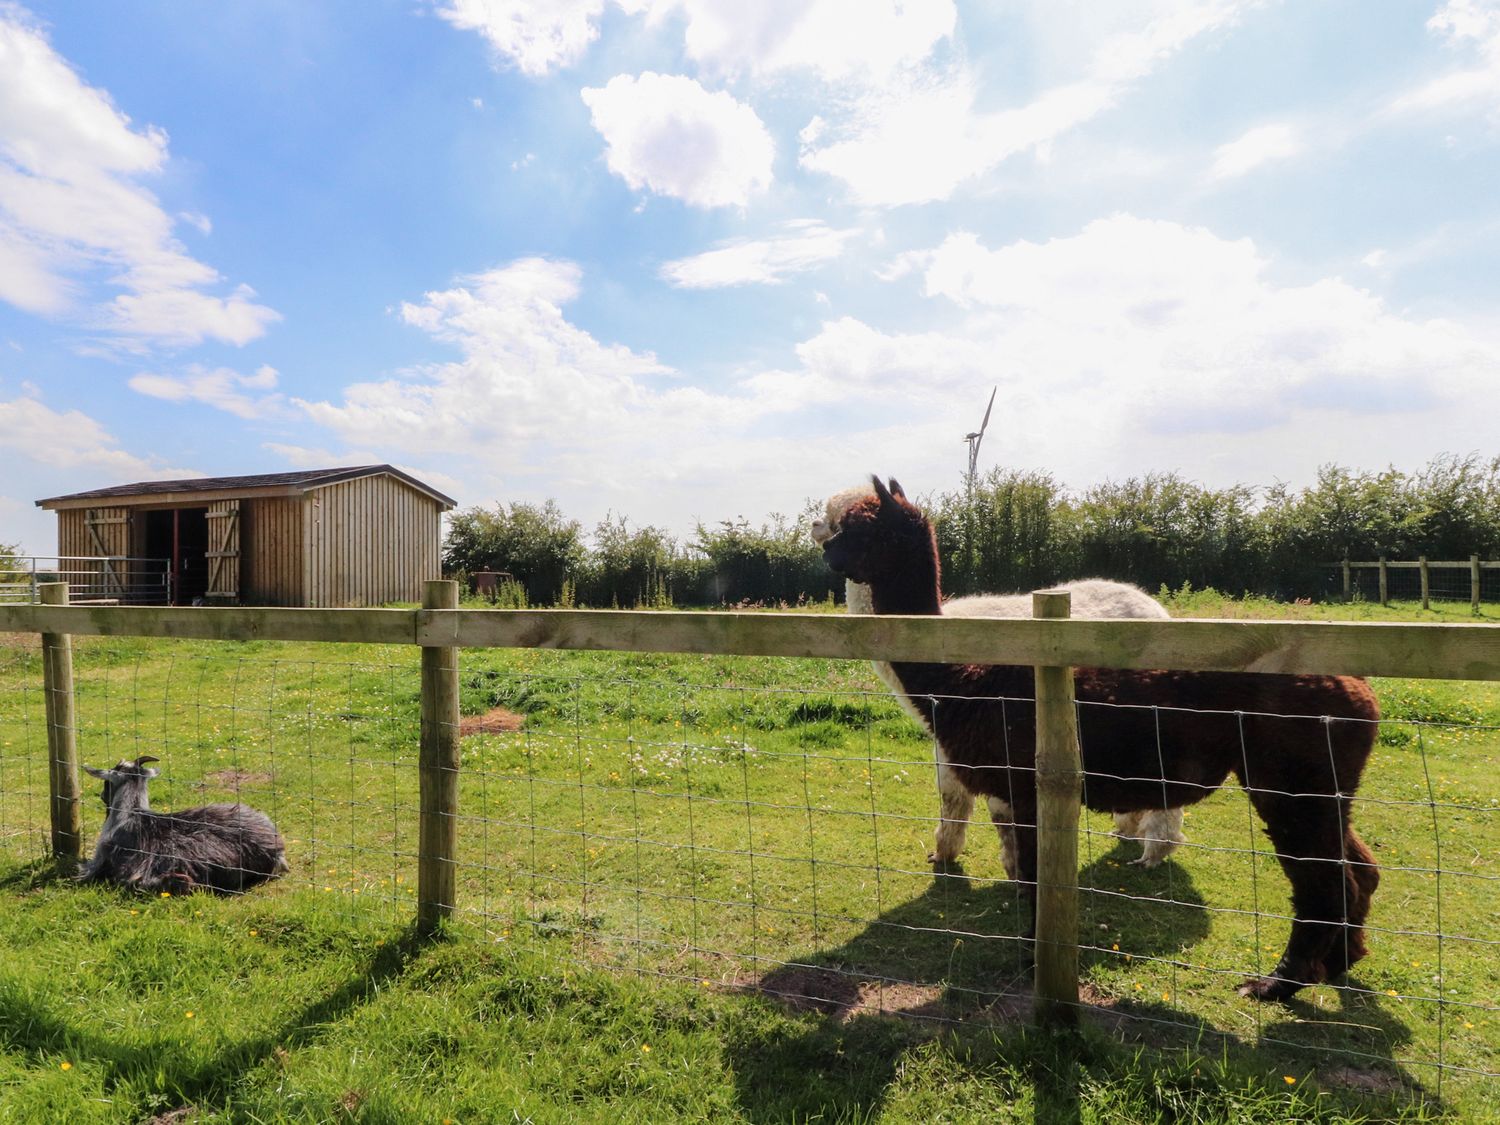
(2, 0, 1498, 555)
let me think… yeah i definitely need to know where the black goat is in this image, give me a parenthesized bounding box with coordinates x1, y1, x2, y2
(78, 756, 289, 895)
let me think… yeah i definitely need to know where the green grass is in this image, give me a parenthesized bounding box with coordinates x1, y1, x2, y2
(0, 596, 1496, 1121)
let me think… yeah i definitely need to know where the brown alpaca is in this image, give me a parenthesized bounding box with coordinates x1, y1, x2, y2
(816, 476, 1380, 1001)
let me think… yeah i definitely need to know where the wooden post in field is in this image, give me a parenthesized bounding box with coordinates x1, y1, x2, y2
(39, 583, 81, 870)
(418, 579, 461, 936)
(1342, 558, 1352, 602)
(1032, 590, 1081, 1027)
(1420, 557, 1430, 611)
(1378, 557, 1389, 607)
(1474, 555, 1483, 616)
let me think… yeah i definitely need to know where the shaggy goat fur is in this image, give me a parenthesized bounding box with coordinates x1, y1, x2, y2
(819, 488, 1186, 872)
(78, 756, 289, 895)
(815, 476, 1380, 1001)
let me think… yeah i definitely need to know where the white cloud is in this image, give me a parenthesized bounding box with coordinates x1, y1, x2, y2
(1390, 0, 1500, 113)
(298, 257, 682, 456)
(581, 73, 774, 208)
(886, 217, 1497, 469)
(0, 391, 197, 477)
(635, 0, 955, 81)
(660, 221, 858, 287)
(432, 0, 605, 75)
(800, 1, 1256, 206)
(1209, 123, 1304, 179)
(128, 364, 288, 419)
(0, 8, 278, 346)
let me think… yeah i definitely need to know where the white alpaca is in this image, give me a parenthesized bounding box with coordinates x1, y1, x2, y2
(815, 486, 1186, 874)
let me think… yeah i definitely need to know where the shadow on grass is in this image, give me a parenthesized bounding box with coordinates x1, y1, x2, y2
(0, 907, 440, 1117)
(723, 840, 1435, 1123)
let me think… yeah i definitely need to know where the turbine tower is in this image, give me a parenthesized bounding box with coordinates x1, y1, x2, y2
(964, 386, 997, 488)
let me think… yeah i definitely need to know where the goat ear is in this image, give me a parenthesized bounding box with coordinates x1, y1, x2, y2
(82, 764, 111, 780)
(870, 474, 893, 506)
(886, 477, 906, 500)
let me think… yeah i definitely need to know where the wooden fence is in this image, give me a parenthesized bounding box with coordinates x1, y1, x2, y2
(4, 581, 1500, 1026)
(1331, 556, 1498, 611)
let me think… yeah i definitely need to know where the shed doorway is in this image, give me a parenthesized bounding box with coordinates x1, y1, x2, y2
(143, 508, 210, 605)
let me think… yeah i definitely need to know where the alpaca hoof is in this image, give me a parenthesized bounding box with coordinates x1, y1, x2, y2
(1237, 973, 1304, 1002)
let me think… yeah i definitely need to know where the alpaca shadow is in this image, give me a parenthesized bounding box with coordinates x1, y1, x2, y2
(726, 872, 1030, 1123)
(725, 838, 1437, 1123)
(0, 914, 432, 1116)
(727, 842, 1206, 1123)
(1074, 837, 1211, 970)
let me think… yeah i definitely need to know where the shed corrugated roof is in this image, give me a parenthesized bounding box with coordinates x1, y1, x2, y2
(36, 465, 456, 508)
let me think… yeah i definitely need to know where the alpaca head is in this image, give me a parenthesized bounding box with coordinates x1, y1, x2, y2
(812, 476, 940, 602)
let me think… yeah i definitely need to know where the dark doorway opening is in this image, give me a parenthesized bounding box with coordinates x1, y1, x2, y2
(143, 508, 210, 605)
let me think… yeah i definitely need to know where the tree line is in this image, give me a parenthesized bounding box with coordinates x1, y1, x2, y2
(442, 454, 1500, 607)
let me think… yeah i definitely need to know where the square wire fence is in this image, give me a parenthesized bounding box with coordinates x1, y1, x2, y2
(0, 638, 1496, 1101)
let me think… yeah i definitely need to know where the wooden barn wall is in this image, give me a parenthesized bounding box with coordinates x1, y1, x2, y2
(242, 497, 304, 606)
(305, 476, 441, 607)
(57, 507, 132, 559)
(57, 507, 133, 597)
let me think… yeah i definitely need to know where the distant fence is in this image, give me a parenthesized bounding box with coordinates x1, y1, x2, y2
(0, 555, 168, 605)
(1326, 557, 1499, 611)
(2, 583, 1499, 1093)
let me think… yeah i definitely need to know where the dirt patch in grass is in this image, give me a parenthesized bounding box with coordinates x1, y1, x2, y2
(144, 1107, 197, 1125)
(459, 707, 525, 736)
(1321, 1064, 1409, 1095)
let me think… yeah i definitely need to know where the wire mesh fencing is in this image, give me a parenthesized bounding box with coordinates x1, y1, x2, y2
(2, 634, 1495, 1101)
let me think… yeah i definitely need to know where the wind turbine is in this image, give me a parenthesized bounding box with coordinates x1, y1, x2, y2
(964, 386, 997, 487)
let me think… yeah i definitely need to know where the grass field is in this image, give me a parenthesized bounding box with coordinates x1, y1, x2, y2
(0, 594, 1496, 1122)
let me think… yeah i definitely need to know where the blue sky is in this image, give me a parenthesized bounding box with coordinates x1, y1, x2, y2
(2, 0, 1498, 554)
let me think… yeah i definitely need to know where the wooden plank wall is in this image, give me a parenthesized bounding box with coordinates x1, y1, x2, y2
(243, 497, 304, 605)
(305, 475, 441, 606)
(57, 507, 132, 558)
(205, 500, 240, 602)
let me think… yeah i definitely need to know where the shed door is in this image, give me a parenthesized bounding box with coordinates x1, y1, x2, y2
(84, 507, 131, 597)
(205, 501, 240, 603)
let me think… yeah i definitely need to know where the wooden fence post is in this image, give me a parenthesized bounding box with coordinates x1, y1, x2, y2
(418, 579, 460, 935)
(1342, 558, 1351, 603)
(39, 583, 82, 870)
(1032, 590, 1081, 1027)
(1420, 557, 1430, 611)
(1474, 555, 1483, 616)
(1378, 557, 1389, 607)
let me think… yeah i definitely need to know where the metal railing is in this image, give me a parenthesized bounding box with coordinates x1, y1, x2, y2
(0, 555, 169, 605)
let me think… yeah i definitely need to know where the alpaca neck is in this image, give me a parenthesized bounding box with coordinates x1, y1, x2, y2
(867, 555, 942, 616)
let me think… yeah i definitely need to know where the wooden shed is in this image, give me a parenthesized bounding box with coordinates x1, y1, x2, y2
(36, 465, 455, 607)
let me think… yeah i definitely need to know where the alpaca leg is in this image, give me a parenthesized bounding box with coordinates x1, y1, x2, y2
(1130, 807, 1186, 867)
(988, 796, 1019, 881)
(1318, 825, 1380, 982)
(1239, 789, 1367, 1001)
(929, 756, 974, 865)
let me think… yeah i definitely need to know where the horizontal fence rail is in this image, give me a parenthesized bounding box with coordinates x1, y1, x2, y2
(2, 603, 1498, 681)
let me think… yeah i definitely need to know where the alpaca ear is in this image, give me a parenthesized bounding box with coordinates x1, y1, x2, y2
(871, 475, 893, 506)
(887, 477, 906, 500)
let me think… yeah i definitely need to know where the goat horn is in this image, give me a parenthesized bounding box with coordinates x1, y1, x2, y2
(135, 755, 160, 766)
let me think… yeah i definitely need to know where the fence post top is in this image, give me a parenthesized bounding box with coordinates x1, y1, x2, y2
(38, 582, 69, 606)
(1032, 589, 1073, 618)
